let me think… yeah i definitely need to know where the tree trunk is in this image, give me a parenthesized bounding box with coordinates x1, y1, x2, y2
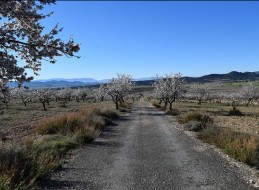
(246, 98, 252, 107)
(115, 101, 119, 110)
(169, 102, 172, 110)
(42, 102, 47, 111)
(164, 101, 168, 108)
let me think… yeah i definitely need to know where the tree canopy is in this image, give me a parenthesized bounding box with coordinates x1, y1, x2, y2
(0, 0, 80, 89)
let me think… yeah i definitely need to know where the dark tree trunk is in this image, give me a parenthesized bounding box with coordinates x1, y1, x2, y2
(42, 102, 47, 111)
(115, 101, 119, 110)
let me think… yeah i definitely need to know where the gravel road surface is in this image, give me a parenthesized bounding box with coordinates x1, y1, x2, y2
(37, 101, 257, 190)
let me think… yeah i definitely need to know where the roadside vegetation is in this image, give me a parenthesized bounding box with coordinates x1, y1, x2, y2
(0, 103, 119, 189)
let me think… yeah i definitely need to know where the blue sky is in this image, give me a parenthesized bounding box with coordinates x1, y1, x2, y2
(34, 1, 259, 80)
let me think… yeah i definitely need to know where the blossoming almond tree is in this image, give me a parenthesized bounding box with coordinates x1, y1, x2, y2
(153, 73, 185, 110)
(0, 0, 80, 90)
(107, 74, 134, 109)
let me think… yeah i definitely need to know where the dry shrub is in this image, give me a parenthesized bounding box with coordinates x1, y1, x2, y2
(35, 105, 118, 139)
(199, 127, 259, 168)
(178, 112, 214, 132)
(120, 101, 132, 109)
(228, 108, 242, 116)
(152, 101, 161, 108)
(166, 109, 180, 116)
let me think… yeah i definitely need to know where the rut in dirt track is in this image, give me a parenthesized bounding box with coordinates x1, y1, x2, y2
(37, 101, 256, 190)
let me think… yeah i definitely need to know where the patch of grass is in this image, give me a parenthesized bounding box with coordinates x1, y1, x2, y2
(0, 136, 77, 190)
(178, 112, 214, 131)
(36, 105, 119, 141)
(0, 147, 36, 190)
(199, 127, 259, 168)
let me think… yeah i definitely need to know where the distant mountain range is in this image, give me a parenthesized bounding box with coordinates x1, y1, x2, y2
(183, 71, 259, 83)
(7, 71, 259, 88)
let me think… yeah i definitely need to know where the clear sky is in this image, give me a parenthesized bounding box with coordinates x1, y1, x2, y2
(33, 1, 259, 80)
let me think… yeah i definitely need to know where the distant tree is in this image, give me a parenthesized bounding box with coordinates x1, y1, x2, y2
(0, 0, 80, 89)
(13, 87, 32, 107)
(191, 84, 208, 104)
(239, 82, 258, 106)
(107, 74, 134, 109)
(72, 88, 89, 102)
(153, 73, 185, 110)
(34, 88, 53, 110)
(94, 84, 107, 102)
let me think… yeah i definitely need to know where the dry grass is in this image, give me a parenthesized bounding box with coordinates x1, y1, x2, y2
(35, 104, 119, 144)
(0, 102, 119, 189)
(171, 101, 259, 135)
(199, 127, 259, 168)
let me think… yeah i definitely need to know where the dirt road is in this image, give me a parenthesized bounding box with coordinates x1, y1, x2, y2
(38, 101, 256, 190)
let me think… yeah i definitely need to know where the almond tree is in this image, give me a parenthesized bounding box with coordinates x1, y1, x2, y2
(72, 88, 88, 102)
(191, 84, 208, 104)
(107, 74, 134, 109)
(12, 87, 32, 107)
(34, 88, 53, 110)
(153, 76, 167, 107)
(0, 0, 80, 89)
(94, 84, 108, 102)
(153, 73, 185, 110)
(239, 82, 258, 106)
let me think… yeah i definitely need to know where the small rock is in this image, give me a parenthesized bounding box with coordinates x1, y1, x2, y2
(249, 179, 255, 184)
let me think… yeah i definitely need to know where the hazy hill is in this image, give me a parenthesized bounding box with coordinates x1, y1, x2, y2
(183, 71, 259, 83)
(7, 71, 259, 88)
(134, 71, 259, 86)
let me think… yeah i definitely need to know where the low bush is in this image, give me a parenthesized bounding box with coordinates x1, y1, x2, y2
(166, 109, 180, 116)
(199, 127, 259, 168)
(228, 108, 242, 116)
(152, 101, 161, 108)
(178, 112, 214, 131)
(184, 121, 202, 132)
